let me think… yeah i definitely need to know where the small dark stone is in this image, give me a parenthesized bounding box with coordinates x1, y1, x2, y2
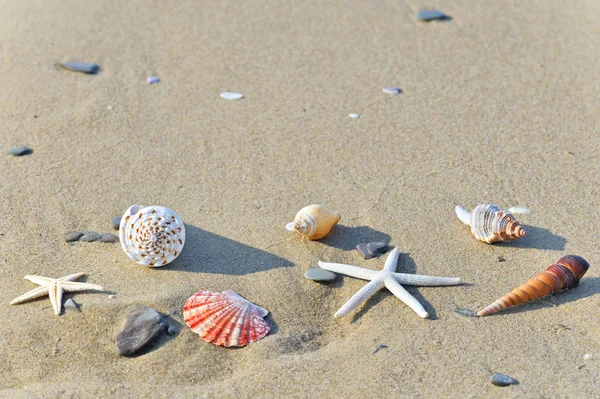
(304, 267, 337, 282)
(80, 232, 102, 242)
(115, 306, 168, 356)
(498, 256, 506, 262)
(64, 298, 81, 312)
(417, 10, 450, 21)
(373, 344, 388, 354)
(59, 61, 100, 74)
(491, 373, 519, 387)
(111, 217, 121, 230)
(64, 232, 85, 242)
(8, 146, 33, 156)
(357, 241, 389, 259)
(99, 232, 119, 242)
(455, 308, 478, 317)
(167, 324, 178, 336)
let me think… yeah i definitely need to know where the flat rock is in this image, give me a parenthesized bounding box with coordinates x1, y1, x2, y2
(80, 232, 102, 242)
(115, 306, 167, 356)
(64, 232, 85, 242)
(304, 267, 336, 282)
(111, 217, 121, 230)
(357, 241, 389, 259)
(99, 232, 119, 242)
(491, 373, 519, 387)
(59, 61, 100, 74)
(417, 10, 449, 21)
(8, 146, 33, 156)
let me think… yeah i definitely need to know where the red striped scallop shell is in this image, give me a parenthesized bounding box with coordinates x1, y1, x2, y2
(183, 290, 270, 347)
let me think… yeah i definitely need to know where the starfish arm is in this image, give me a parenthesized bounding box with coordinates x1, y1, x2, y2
(24, 275, 57, 285)
(393, 273, 461, 286)
(383, 248, 400, 272)
(10, 286, 51, 304)
(334, 278, 385, 318)
(61, 282, 104, 292)
(49, 284, 62, 316)
(58, 272, 86, 282)
(318, 261, 378, 280)
(384, 277, 429, 318)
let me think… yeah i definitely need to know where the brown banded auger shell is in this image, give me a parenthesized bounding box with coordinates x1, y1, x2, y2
(286, 204, 340, 240)
(478, 255, 590, 316)
(455, 204, 526, 244)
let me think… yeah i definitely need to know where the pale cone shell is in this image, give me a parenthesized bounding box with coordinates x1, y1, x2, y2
(286, 204, 340, 240)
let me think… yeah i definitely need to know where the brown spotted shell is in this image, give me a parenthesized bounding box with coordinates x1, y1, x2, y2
(455, 204, 525, 244)
(478, 255, 590, 316)
(119, 205, 185, 267)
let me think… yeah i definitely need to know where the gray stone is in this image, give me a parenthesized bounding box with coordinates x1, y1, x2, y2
(99, 232, 119, 242)
(115, 306, 167, 356)
(64, 298, 81, 312)
(8, 146, 33, 156)
(491, 373, 519, 387)
(80, 232, 102, 242)
(382, 87, 402, 94)
(455, 308, 477, 317)
(304, 267, 336, 282)
(59, 61, 100, 74)
(111, 217, 121, 230)
(417, 10, 449, 21)
(357, 241, 389, 259)
(64, 232, 84, 242)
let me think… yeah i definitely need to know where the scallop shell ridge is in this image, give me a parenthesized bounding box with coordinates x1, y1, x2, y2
(184, 290, 270, 347)
(119, 205, 186, 267)
(478, 255, 589, 316)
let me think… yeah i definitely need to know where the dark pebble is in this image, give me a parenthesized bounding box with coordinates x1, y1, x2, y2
(357, 241, 389, 259)
(59, 61, 100, 74)
(64, 298, 81, 312)
(498, 256, 506, 262)
(111, 217, 121, 230)
(64, 232, 85, 242)
(304, 267, 337, 282)
(80, 232, 102, 242)
(455, 308, 478, 317)
(8, 146, 33, 156)
(115, 306, 167, 356)
(491, 373, 519, 387)
(417, 10, 450, 21)
(99, 232, 119, 242)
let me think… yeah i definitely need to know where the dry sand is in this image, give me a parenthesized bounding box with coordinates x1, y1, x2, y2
(1, 0, 599, 397)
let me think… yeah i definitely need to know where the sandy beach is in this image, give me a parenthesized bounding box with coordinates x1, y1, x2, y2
(1, 0, 599, 397)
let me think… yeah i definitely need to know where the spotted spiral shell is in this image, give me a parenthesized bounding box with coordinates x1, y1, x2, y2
(119, 205, 185, 267)
(455, 204, 525, 244)
(478, 255, 589, 316)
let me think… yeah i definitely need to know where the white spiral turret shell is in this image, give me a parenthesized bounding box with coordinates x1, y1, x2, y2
(119, 205, 186, 267)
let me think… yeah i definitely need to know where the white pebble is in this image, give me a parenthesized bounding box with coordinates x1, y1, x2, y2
(382, 87, 402, 94)
(220, 92, 244, 100)
(584, 353, 593, 360)
(107, 105, 112, 110)
(147, 76, 160, 85)
(348, 113, 360, 118)
(508, 207, 532, 215)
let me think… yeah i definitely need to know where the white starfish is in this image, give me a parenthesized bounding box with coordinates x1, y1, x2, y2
(318, 248, 460, 319)
(10, 273, 104, 316)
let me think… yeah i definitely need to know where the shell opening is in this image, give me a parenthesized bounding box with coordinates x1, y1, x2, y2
(285, 222, 295, 232)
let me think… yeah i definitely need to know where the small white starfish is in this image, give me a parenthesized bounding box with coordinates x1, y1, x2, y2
(318, 248, 460, 319)
(10, 273, 104, 316)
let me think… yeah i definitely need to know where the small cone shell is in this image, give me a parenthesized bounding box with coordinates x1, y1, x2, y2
(478, 255, 590, 316)
(286, 204, 340, 240)
(457, 204, 526, 244)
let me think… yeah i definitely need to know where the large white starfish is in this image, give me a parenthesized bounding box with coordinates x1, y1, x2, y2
(10, 273, 104, 316)
(318, 248, 460, 319)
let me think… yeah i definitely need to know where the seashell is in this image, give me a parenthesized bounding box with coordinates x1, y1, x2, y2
(455, 204, 526, 244)
(478, 255, 590, 317)
(119, 205, 185, 267)
(183, 290, 270, 347)
(286, 204, 340, 240)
